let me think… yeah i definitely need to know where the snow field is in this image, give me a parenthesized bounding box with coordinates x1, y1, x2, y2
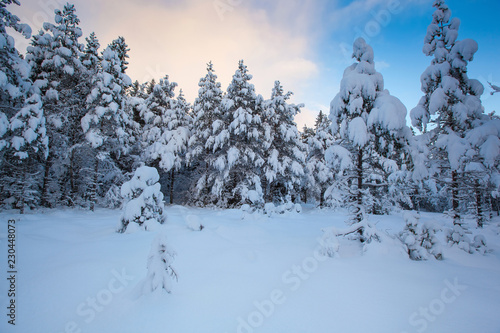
(0, 207, 500, 333)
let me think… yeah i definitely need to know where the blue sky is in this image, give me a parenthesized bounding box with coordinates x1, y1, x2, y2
(9, 0, 500, 128)
(315, 0, 500, 128)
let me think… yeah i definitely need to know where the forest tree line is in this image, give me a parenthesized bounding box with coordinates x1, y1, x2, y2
(0, 0, 498, 230)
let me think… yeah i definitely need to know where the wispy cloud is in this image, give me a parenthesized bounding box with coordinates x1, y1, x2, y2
(20, 0, 323, 101)
(376, 61, 390, 71)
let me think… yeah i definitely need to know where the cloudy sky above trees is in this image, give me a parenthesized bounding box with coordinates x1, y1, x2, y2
(10, 0, 500, 128)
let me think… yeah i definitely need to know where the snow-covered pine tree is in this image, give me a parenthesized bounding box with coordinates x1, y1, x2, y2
(175, 88, 193, 132)
(305, 111, 335, 207)
(81, 32, 100, 72)
(125, 80, 146, 139)
(0, 0, 31, 121)
(141, 76, 190, 205)
(142, 233, 177, 294)
(4, 93, 48, 213)
(166, 88, 192, 204)
(299, 125, 315, 203)
(410, 0, 487, 226)
(145, 78, 156, 95)
(129, 80, 143, 98)
(399, 212, 442, 260)
(82, 44, 132, 211)
(368, 93, 415, 213)
(141, 75, 177, 163)
(56, 31, 102, 207)
(187, 61, 224, 206)
(213, 60, 265, 208)
(0, 0, 34, 207)
(26, 3, 85, 207)
(327, 38, 412, 242)
(109, 36, 129, 75)
(262, 80, 305, 204)
(106, 37, 139, 194)
(300, 125, 315, 145)
(463, 117, 500, 227)
(118, 166, 167, 233)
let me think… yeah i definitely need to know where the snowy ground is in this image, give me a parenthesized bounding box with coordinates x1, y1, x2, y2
(1, 206, 500, 333)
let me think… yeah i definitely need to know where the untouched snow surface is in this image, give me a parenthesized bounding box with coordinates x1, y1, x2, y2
(1, 206, 500, 333)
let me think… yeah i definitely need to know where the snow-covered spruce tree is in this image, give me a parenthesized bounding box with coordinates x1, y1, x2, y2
(123, 79, 146, 153)
(107, 36, 137, 167)
(82, 44, 132, 211)
(464, 118, 500, 227)
(169, 89, 194, 203)
(327, 38, 412, 242)
(261, 81, 305, 205)
(410, 0, 486, 225)
(0, 0, 31, 121)
(187, 61, 224, 206)
(55, 31, 103, 207)
(0, 0, 32, 205)
(126, 80, 148, 144)
(142, 233, 177, 294)
(214, 60, 266, 208)
(145, 78, 156, 95)
(300, 125, 315, 145)
(26, 3, 86, 207)
(129, 80, 145, 99)
(118, 166, 167, 233)
(445, 217, 488, 254)
(127, 79, 147, 125)
(141, 76, 191, 205)
(305, 110, 336, 207)
(399, 212, 442, 260)
(141, 75, 177, 162)
(4, 93, 48, 213)
(109, 36, 129, 75)
(81, 32, 100, 72)
(125, 81, 146, 137)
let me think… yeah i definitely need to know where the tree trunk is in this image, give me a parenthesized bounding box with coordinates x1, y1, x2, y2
(19, 196, 24, 214)
(494, 195, 500, 216)
(169, 168, 175, 205)
(451, 170, 460, 225)
(19, 174, 25, 214)
(356, 149, 363, 220)
(351, 148, 366, 243)
(475, 179, 483, 228)
(90, 158, 98, 212)
(261, 176, 269, 203)
(40, 154, 52, 208)
(320, 188, 325, 207)
(69, 149, 77, 206)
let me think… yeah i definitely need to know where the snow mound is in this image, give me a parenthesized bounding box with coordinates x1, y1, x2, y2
(185, 215, 204, 231)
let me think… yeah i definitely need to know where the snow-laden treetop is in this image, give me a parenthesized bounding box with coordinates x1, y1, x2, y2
(328, 37, 410, 169)
(410, 0, 484, 133)
(330, 37, 410, 149)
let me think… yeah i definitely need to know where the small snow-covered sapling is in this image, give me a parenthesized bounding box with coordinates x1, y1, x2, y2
(143, 234, 178, 294)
